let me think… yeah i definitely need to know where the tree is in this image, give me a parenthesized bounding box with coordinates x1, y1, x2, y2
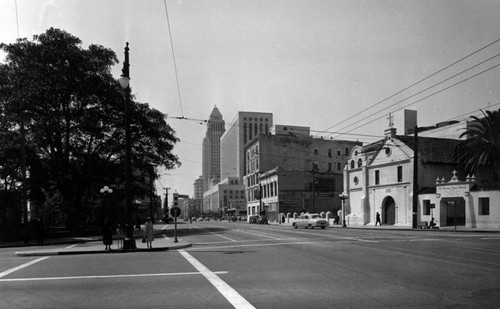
(0, 28, 180, 230)
(459, 108, 500, 183)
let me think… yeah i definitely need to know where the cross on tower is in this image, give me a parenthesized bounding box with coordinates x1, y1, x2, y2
(387, 113, 394, 128)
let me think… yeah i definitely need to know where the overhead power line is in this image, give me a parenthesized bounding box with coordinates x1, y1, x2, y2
(319, 38, 500, 137)
(334, 63, 500, 139)
(163, 0, 184, 118)
(331, 53, 500, 138)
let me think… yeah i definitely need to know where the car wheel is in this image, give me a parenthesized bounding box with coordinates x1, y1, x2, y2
(293, 224, 297, 229)
(308, 224, 313, 229)
(321, 226, 326, 229)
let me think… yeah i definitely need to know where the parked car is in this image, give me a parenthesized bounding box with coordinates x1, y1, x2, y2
(292, 213, 329, 229)
(198, 217, 205, 221)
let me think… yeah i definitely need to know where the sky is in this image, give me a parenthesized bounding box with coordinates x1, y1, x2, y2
(2, 0, 500, 203)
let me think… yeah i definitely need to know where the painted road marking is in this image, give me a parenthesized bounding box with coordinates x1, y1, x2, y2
(191, 226, 238, 242)
(179, 249, 255, 309)
(0, 271, 228, 282)
(233, 229, 291, 240)
(187, 241, 318, 251)
(0, 257, 50, 278)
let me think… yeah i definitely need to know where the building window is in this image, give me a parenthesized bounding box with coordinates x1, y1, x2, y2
(345, 148, 349, 155)
(423, 200, 431, 215)
(357, 158, 362, 168)
(337, 162, 341, 171)
(350, 160, 355, 169)
(397, 166, 403, 182)
(375, 170, 380, 185)
(353, 176, 359, 185)
(479, 198, 490, 215)
(328, 149, 332, 157)
(314, 149, 318, 155)
(328, 163, 332, 171)
(337, 150, 341, 156)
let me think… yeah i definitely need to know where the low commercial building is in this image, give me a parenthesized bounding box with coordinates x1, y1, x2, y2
(245, 127, 361, 222)
(202, 177, 246, 217)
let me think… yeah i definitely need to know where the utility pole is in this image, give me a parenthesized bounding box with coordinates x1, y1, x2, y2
(163, 187, 171, 221)
(412, 126, 419, 229)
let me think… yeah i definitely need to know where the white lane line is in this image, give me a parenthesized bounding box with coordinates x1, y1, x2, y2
(233, 229, 288, 240)
(187, 241, 317, 251)
(0, 257, 50, 278)
(65, 244, 79, 249)
(190, 226, 238, 242)
(179, 250, 255, 309)
(0, 271, 228, 282)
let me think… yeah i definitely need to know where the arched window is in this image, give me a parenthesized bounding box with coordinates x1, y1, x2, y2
(357, 158, 362, 168)
(350, 160, 355, 169)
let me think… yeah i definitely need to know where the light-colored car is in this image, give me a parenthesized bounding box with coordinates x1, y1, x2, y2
(292, 213, 329, 229)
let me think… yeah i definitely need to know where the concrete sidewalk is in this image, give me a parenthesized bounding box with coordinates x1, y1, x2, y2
(15, 234, 191, 257)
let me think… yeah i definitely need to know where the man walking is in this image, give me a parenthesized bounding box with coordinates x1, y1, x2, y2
(375, 212, 382, 226)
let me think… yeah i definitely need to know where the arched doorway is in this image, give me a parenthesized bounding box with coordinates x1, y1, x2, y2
(382, 196, 396, 225)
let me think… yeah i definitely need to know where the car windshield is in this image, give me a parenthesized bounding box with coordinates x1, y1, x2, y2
(310, 215, 322, 219)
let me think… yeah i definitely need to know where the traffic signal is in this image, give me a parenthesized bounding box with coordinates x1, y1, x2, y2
(173, 193, 179, 207)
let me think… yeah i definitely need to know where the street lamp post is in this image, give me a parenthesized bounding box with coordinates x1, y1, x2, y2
(119, 42, 136, 250)
(100, 185, 113, 221)
(339, 192, 348, 228)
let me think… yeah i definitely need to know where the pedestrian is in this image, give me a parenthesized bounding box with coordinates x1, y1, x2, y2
(429, 217, 436, 228)
(375, 212, 382, 226)
(144, 217, 154, 249)
(102, 219, 113, 250)
(35, 218, 45, 244)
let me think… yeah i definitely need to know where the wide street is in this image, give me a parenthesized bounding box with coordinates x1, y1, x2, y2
(1, 221, 500, 308)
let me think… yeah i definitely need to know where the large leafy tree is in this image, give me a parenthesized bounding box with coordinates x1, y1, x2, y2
(0, 28, 180, 229)
(459, 108, 500, 183)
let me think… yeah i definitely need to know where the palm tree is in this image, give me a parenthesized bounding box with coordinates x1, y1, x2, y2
(459, 108, 500, 183)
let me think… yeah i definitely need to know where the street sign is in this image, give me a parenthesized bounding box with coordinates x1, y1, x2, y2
(170, 206, 181, 218)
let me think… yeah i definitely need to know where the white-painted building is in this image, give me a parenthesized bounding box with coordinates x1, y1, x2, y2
(344, 127, 500, 230)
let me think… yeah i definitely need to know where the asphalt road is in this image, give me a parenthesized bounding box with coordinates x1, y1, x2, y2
(1, 222, 500, 308)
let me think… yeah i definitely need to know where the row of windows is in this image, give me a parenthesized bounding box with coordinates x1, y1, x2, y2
(373, 166, 403, 185)
(313, 148, 350, 157)
(246, 181, 278, 201)
(315, 162, 342, 172)
(243, 117, 269, 122)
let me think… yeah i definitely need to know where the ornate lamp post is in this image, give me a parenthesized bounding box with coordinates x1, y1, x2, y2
(99, 185, 113, 221)
(339, 192, 348, 228)
(119, 42, 136, 250)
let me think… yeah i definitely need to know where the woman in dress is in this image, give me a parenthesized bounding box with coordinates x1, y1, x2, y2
(144, 217, 154, 249)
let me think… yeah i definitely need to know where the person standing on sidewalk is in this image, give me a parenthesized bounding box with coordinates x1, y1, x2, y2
(144, 217, 154, 249)
(102, 219, 113, 250)
(375, 212, 382, 226)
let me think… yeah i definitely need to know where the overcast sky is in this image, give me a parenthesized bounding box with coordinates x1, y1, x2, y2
(2, 0, 500, 201)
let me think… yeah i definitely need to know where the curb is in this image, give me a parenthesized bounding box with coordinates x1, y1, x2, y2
(15, 243, 192, 257)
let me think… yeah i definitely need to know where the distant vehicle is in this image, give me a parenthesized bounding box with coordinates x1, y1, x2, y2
(204, 217, 210, 221)
(198, 217, 205, 221)
(191, 217, 197, 222)
(249, 214, 268, 224)
(292, 213, 329, 229)
(249, 215, 259, 224)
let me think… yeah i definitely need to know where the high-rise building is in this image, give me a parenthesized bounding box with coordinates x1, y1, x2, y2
(202, 106, 225, 192)
(220, 111, 273, 181)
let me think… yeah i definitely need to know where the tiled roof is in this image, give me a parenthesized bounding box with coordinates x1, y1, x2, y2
(396, 135, 461, 164)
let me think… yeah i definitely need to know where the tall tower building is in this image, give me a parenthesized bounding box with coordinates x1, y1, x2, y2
(220, 111, 273, 181)
(202, 106, 225, 192)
